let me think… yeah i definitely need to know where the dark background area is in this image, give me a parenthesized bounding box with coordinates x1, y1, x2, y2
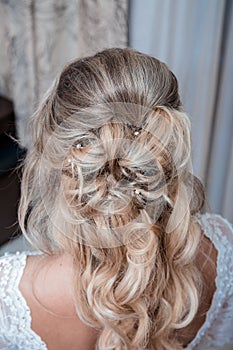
(0, 96, 24, 246)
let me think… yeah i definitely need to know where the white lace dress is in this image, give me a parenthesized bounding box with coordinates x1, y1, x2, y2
(0, 213, 233, 350)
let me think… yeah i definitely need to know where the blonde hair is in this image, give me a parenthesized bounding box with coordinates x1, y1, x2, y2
(19, 48, 205, 349)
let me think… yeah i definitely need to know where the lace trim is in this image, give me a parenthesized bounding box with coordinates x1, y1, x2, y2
(186, 212, 233, 349)
(0, 251, 47, 349)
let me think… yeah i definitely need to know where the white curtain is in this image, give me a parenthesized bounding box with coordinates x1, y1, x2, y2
(0, 0, 128, 148)
(129, 0, 233, 222)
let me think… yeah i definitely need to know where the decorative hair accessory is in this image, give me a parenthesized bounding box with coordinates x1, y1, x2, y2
(127, 124, 142, 138)
(66, 142, 83, 164)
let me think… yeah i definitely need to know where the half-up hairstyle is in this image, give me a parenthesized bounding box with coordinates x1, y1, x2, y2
(19, 48, 205, 349)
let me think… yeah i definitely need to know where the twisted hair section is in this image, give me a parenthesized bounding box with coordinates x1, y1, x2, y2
(19, 48, 205, 349)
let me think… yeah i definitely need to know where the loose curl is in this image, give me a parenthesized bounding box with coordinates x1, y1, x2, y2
(19, 48, 205, 349)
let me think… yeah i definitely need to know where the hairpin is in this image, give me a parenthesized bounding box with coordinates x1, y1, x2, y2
(134, 188, 140, 195)
(75, 143, 82, 149)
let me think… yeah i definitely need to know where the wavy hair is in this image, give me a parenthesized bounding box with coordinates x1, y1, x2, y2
(19, 48, 205, 349)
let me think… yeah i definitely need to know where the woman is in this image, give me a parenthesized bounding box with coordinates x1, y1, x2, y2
(0, 48, 232, 350)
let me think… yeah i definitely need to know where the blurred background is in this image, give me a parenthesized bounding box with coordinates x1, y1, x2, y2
(0, 1, 232, 349)
(0, 1, 232, 249)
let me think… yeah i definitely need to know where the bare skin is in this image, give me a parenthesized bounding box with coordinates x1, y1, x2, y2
(19, 221, 218, 349)
(19, 253, 100, 350)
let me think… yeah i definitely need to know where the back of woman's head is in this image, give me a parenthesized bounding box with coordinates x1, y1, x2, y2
(19, 48, 205, 349)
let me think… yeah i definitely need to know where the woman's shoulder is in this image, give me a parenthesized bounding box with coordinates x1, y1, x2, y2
(19, 250, 99, 350)
(0, 250, 45, 298)
(19, 250, 76, 317)
(0, 250, 48, 349)
(0, 250, 99, 349)
(185, 213, 233, 349)
(193, 211, 233, 296)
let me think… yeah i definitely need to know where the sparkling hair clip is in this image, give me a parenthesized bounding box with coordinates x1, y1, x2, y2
(75, 143, 82, 149)
(67, 142, 84, 164)
(127, 124, 142, 138)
